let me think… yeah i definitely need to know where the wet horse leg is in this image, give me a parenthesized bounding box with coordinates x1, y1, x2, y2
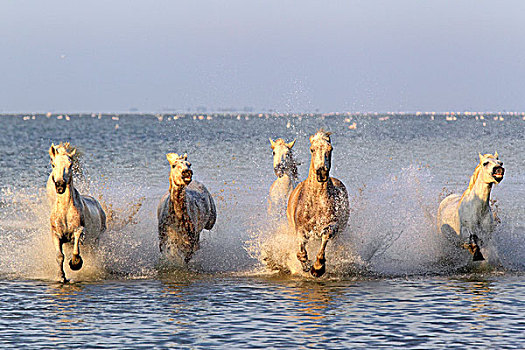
(297, 233, 310, 272)
(310, 234, 329, 277)
(69, 227, 84, 270)
(311, 224, 336, 277)
(469, 233, 484, 261)
(52, 234, 67, 282)
(462, 227, 485, 261)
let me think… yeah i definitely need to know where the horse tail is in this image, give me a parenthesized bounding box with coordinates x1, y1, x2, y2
(205, 193, 217, 230)
(100, 207, 107, 233)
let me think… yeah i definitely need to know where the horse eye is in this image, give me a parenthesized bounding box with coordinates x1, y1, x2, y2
(483, 162, 489, 166)
(51, 164, 55, 168)
(272, 151, 275, 155)
(310, 148, 314, 153)
(171, 165, 176, 168)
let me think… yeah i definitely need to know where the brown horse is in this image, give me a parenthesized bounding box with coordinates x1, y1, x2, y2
(157, 153, 217, 263)
(286, 130, 349, 277)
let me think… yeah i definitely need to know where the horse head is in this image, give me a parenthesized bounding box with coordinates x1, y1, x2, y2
(167, 153, 193, 187)
(478, 152, 504, 184)
(309, 130, 332, 182)
(49, 143, 76, 194)
(269, 138, 296, 178)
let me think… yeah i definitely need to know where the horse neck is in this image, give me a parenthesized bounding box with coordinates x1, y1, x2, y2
(465, 175, 493, 208)
(306, 160, 330, 194)
(282, 163, 298, 185)
(53, 181, 80, 210)
(288, 155, 299, 182)
(169, 183, 189, 219)
(275, 173, 295, 190)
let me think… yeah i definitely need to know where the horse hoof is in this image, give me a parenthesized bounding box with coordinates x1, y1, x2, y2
(69, 255, 83, 270)
(310, 263, 326, 278)
(472, 249, 485, 262)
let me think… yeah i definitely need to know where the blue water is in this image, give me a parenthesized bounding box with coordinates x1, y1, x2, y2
(0, 113, 524, 348)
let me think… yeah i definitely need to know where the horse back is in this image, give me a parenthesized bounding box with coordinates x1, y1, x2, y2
(329, 177, 350, 228)
(437, 194, 460, 236)
(186, 180, 216, 231)
(80, 194, 107, 234)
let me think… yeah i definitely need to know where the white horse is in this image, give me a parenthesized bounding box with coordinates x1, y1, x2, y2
(48, 143, 106, 282)
(268, 138, 298, 217)
(437, 152, 504, 262)
(287, 130, 349, 277)
(157, 153, 217, 263)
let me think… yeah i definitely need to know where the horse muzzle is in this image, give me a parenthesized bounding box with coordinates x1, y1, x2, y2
(274, 164, 285, 177)
(182, 169, 193, 184)
(316, 168, 329, 182)
(55, 180, 66, 194)
(493, 166, 504, 182)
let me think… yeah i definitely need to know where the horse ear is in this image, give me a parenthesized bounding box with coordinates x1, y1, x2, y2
(69, 148, 76, 158)
(287, 139, 296, 148)
(478, 153, 484, 162)
(309, 135, 314, 143)
(49, 144, 56, 160)
(494, 151, 499, 159)
(269, 138, 275, 149)
(183, 153, 188, 160)
(326, 131, 332, 136)
(166, 153, 178, 164)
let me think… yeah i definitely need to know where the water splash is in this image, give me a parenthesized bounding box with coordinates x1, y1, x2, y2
(246, 165, 521, 278)
(1, 164, 524, 282)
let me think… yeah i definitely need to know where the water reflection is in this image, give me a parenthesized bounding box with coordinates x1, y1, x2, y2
(448, 277, 495, 329)
(279, 280, 342, 341)
(44, 282, 86, 341)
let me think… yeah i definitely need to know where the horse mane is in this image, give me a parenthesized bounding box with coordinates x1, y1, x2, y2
(459, 153, 497, 203)
(53, 142, 85, 178)
(289, 152, 299, 181)
(311, 129, 332, 143)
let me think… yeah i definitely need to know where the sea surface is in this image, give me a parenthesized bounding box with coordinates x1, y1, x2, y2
(0, 112, 524, 349)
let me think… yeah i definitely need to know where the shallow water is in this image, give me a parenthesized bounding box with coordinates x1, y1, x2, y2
(1, 113, 524, 348)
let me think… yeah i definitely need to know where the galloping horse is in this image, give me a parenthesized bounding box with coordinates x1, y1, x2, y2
(157, 153, 216, 263)
(287, 130, 349, 277)
(268, 138, 298, 217)
(437, 152, 505, 262)
(48, 143, 106, 282)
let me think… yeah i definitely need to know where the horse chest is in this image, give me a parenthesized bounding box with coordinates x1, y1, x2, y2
(297, 196, 334, 231)
(51, 206, 82, 238)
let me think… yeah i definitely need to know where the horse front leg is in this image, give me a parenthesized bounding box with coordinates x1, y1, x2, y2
(311, 224, 336, 277)
(461, 226, 484, 261)
(52, 234, 67, 283)
(297, 233, 311, 272)
(69, 227, 84, 271)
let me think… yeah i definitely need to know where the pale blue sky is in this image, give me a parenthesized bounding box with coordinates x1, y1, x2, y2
(1, 1, 524, 112)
